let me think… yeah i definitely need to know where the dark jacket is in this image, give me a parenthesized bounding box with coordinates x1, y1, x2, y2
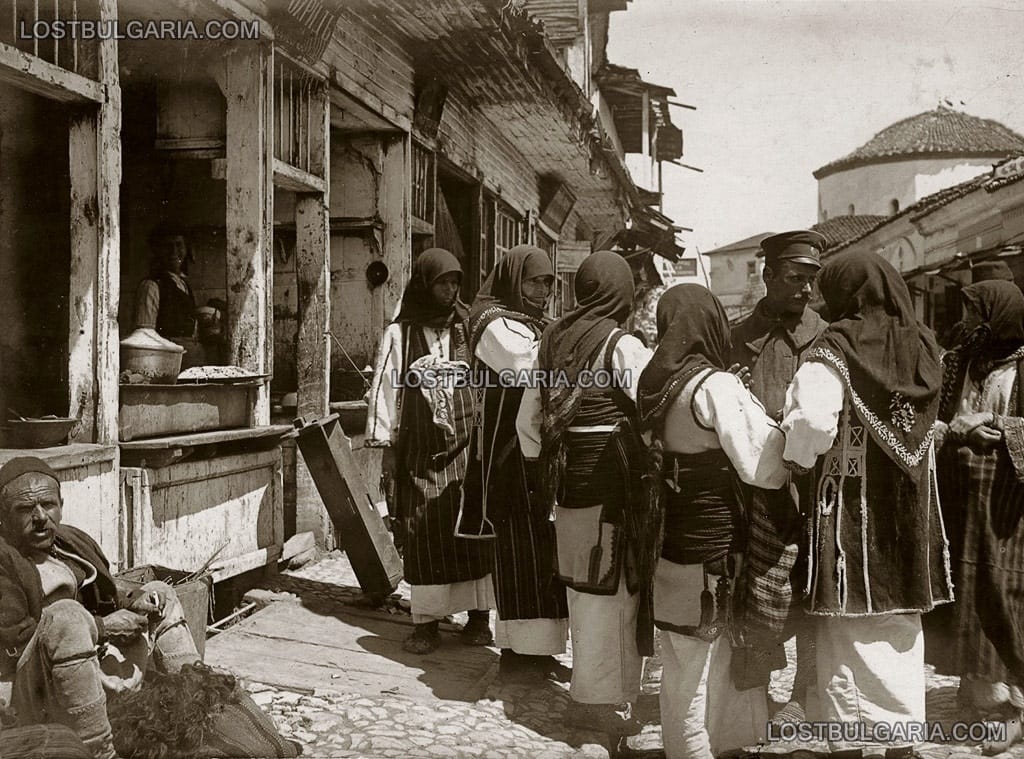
(154, 271, 196, 339)
(0, 525, 120, 677)
(730, 301, 827, 419)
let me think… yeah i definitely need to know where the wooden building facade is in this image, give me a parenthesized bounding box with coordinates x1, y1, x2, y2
(0, 0, 684, 577)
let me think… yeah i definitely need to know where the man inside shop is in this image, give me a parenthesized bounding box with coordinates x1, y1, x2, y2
(132, 228, 205, 368)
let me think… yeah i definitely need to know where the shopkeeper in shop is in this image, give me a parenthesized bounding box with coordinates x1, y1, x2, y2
(132, 229, 205, 368)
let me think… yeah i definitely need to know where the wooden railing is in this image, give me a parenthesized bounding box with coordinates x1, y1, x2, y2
(1, 0, 100, 80)
(273, 58, 320, 176)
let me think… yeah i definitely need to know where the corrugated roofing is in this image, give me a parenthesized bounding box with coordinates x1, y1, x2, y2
(813, 106, 1024, 179)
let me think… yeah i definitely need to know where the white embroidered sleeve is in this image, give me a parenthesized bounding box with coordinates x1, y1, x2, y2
(694, 371, 787, 489)
(781, 360, 845, 469)
(610, 334, 654, 404)
(365, 323, 404, 446)
(475, 318, 538, 377)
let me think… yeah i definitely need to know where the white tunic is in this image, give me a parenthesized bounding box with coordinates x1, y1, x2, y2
(660, 369, 788, 490)
(515, 332, 653, 459)
(780, 360, 845, 470)
(365, 321, 453, 446)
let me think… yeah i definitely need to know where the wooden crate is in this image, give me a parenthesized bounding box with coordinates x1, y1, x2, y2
(119, 448, 283, 582)
(118, 384, 256, 441)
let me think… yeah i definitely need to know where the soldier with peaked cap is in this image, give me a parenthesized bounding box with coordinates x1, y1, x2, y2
(729, 230, 828, 722)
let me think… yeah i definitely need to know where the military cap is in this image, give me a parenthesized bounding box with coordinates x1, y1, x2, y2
(760, 230, 826, 269)
(971, 259, 1015, 284)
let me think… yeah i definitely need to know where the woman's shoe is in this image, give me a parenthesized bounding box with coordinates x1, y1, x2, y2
(564, 701, 642, 736)
(460, 610, 493, 646)
(403, 622, 441, 654)
(982, 715, 1023, 755)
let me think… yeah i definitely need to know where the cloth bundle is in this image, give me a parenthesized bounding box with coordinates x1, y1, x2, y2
(408, 354, 470, 436)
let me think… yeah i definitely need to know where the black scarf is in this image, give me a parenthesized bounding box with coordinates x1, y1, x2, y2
(808, 251, 941, 475)
(637, 284, 731, 431)
(396, 247, 468, 328)
(468, 244, 553, 351)
(940, 280, 1024, 418)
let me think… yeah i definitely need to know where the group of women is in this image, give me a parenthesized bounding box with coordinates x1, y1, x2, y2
(367, 242, 1024, 759)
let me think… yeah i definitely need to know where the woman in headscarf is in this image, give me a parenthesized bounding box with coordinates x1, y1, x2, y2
(516, 251, 652, 734)
(637, 284, 787, 759)
(366, 248, 493, 655)
(929, 279, 1024, 753)
(781, 250, 952, 759)
(457, 244, 569, 675)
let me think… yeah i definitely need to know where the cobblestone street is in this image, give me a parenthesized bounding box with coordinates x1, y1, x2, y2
(202, 552, 1024, 759)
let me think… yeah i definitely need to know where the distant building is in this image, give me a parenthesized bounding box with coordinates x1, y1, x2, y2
(704, 232, 772, 321)
(814, 105, 1024, 223)
(823, 155, 1024, 340)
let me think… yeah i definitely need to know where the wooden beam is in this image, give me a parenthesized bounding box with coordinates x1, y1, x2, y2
(68, 116, 99, 444)
(220, 44, 273, 424)
(294, 89, 330, 420)
(66, 0, 121, 445)
(200, 0, 275, 40)
(0, 41, 104, 103)
(381, 133, 412, 338)
(95, 0, 122, 446)
(273, 158, 327, 194)
(208, 543, 283, 583)
(329, 68, 411, 133)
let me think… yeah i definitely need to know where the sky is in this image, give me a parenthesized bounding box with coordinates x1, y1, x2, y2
(607, 0, 1024, 253)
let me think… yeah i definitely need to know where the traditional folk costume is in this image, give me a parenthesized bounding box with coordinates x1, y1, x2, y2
(366, 249, 493, 653)
(781, 250, 952, 756)
(637, 285, 788, 759)
(929, 280, 1024, 751)
(458, 245, 569, 663)
(517, 251, 653, 733)
(729, 234, 829, 715)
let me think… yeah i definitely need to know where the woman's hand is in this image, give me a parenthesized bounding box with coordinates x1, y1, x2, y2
(933, 420, 949, 450)
(727, 363, 752, 389)
(949, 411, 994, 439)
(966, 424, 1003, 454)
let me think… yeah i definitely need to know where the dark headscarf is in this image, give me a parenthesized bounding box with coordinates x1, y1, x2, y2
(939, 280, 1024, 416)
(537, 252, 635, 502)
(960, 280, 1024, 363)
(395, 248, 468, 327)
(808, 250, 941, 474)
(539, 251, 634, 385)
(637, 284, 731, 431)
(468, 244, 553, 349)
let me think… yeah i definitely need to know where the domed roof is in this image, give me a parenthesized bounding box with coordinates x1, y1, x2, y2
(813, 106, 1024, 179)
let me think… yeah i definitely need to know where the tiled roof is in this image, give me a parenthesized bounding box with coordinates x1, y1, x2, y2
(704, 232, 774, 256)
(812, 215, 887, 249)
(814, 106, 1024, 179)
(826, 155, 1024, 256)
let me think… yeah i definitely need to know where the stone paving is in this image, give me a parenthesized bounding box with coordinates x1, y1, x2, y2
(221, 552, 1024, 759)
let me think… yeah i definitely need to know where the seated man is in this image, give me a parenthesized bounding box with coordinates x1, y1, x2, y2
(0, 457, 200, 759)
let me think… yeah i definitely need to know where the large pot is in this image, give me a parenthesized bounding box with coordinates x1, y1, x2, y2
(120, 329, 185, 384)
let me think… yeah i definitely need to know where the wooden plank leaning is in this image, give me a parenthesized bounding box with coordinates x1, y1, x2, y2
(293, 414, 403, 596)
